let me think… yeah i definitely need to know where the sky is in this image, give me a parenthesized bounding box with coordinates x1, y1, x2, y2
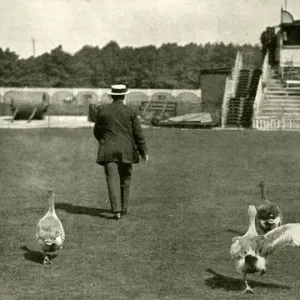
(0, 0, 300, 58)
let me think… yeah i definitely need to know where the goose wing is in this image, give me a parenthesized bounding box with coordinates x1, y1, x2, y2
(60, 219, 65, 241)
(260, 223, 300, 256)
(230, 238, 243, 259)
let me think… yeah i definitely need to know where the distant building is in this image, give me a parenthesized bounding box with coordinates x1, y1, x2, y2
(261, 8, 300, 77)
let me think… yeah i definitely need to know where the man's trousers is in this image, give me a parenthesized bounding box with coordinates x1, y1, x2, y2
(104, 162, 132, 213)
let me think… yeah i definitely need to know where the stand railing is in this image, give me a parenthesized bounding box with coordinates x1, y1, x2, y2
(253, 115, 300, 130)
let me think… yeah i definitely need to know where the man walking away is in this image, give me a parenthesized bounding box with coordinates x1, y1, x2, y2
(94, 84, 148, 220)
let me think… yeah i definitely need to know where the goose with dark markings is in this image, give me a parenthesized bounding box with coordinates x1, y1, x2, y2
(36, 190, 65, 264)
(231, 205, 300, 294)
(257, 180, 283, 233)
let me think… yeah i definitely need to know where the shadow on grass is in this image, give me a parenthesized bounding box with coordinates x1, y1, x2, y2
(55, 202, 115, 219)
(205, 268, 291, 292)
(227, 229, 245, 236)
(20, 246, 58, 264)
(20, 246, 44, 264)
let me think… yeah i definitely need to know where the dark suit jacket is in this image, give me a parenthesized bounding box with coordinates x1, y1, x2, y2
(94, 100, 147, 166)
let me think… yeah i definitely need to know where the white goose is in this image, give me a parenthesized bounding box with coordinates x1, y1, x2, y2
(230, 205, 265, 293)
(257, 180, 283, 233)
(36, 190, 65, 264)
(230, 205, 300, 294)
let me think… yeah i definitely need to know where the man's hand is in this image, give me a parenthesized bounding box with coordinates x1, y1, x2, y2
(142, 154, 149, 162)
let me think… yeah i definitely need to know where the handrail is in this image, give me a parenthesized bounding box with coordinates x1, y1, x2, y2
(286, 80, 300, 87)
(221, 76, 232, 128)
(232, 51, 243, 90)
(262, 51, 270, 84)
(221, 51, 243, 127)
(252, 52, 269, 129)
(252, 75, 263, 122)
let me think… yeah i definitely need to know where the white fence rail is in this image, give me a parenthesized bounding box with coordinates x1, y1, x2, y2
(253, 116, 300, 130)
(286, 80, 300, 88)
(0, 115, 94, 129)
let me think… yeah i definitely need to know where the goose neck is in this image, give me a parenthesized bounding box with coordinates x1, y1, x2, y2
(48, 195, 55, 213)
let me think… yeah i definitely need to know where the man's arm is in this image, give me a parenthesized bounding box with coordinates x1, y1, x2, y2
(93, 108, 104, 142)
(132, 114, 147, 159)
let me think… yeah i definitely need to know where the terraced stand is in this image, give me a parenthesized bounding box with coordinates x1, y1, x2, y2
(225, 69, 252, 127)
(225, 68, 262, 128)
(254, 65, 300, 130)
(240, 69, 262, 128)
(260, 80, 300, 116)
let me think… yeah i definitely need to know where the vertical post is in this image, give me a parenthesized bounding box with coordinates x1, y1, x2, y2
(280, 102, 284, 130)
(31, 37, 36, 57)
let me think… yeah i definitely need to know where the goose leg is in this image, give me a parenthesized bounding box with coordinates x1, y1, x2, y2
(243, 275, 254, 294)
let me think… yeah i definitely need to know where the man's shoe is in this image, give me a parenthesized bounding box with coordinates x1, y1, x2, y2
(114, 212, 121, 220)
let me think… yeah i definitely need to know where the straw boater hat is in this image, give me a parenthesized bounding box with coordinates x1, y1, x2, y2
(108, 84, 129, 95)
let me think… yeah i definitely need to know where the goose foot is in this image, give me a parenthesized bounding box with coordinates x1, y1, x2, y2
(243, 286, 254, 294)
(43, 255, 52, 265)
(114, 212, 121, 220)
(243, 279, 254, 294)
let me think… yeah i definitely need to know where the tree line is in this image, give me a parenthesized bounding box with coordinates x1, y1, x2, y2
(0, 41, 262, 89)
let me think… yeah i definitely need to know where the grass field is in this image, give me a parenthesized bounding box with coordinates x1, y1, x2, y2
(1, 127, 300, 300)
